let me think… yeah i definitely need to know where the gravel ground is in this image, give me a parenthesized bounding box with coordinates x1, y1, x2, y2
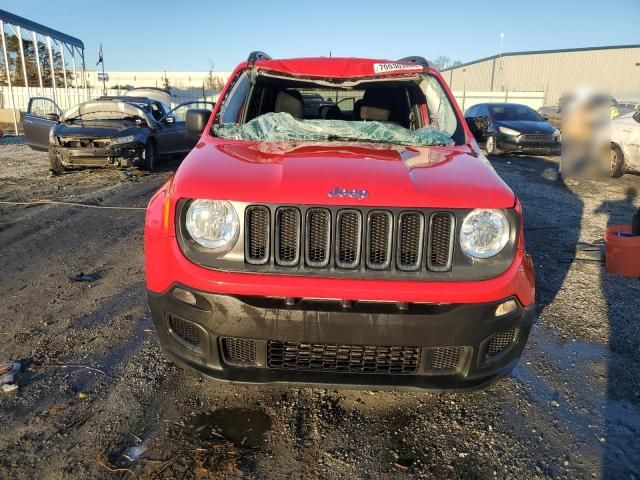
(0, 137, 639, 479)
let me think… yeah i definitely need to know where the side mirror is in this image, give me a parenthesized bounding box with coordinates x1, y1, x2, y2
(45, 112, 60, 122)
(542, 114, 549, 121)
(165, 116, 175, 124)
(186, 109, 211, 135)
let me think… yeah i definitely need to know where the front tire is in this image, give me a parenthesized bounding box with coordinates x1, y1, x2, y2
(143, 140, 157, 172)
(485, 135, 501, 156)
(610, 144, 624, 178)
(49, 148, 65, 175)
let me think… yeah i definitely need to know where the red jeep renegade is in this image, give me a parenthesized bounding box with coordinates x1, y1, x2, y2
(145, 52, 535, 391)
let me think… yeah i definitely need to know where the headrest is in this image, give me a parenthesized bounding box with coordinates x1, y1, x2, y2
(362, 88, 394, 111)
(275, 90, 304, 118)
(320, 104, 341, 120)
(360, 105, 390, 122)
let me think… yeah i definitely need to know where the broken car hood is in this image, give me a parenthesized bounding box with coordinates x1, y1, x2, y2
(61, 100, 152, 127)
(124, 88, 172, 106)
(174, 141, 515, 209)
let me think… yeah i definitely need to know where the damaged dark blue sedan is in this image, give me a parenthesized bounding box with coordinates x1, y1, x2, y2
(23, 89, 213, 173)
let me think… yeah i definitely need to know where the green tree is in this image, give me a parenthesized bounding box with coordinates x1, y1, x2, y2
(429, 56, 462, 71)
(205, 61, 225, 90)
(162, 73, 171, 90)
(1, 33, 74, 87)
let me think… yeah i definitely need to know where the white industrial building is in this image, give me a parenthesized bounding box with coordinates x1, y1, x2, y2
(442, 44, 640, 106)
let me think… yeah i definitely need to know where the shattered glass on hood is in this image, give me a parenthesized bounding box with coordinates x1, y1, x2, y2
(214, 112, 454, 147)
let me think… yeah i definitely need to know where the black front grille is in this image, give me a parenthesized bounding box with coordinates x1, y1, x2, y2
(275, 207, 301, 266)
(428, 213, 454, 271)
(336, 210, 361, 268)
(168, 315, 201, 346)
(367, 211, 393, 269)
(305, 209, 330, 267)
(245, 206, 270, 264)
(397, 212, 424, 270)
(268, 341, 420, 375)
(520, 134, 553, 142)
(221, 337, 258, 366)
(243, 205, 456, 276)
(429, 346, 466, 371)
(487, 328, 517, 357)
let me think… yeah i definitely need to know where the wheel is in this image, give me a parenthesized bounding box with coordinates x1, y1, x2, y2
(610, 144, 624, 178)
(143, 140, 157, 172)
(485, 135, 501, 156)
(49, 148, 66, 175)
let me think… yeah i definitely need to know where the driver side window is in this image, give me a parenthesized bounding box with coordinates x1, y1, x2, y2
(150, 103, 165, 122)
(219, 72, 251, 124)
(29, 98, 61, 118)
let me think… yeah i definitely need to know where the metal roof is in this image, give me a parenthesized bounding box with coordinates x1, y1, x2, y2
(0, 9, 84, 49)
(442, 44, 640, 72)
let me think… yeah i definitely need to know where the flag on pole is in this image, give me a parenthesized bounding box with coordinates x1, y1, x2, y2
(96, 44, 103, 66)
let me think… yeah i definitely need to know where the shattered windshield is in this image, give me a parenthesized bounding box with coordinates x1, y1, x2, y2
(212, 72, 463, 146)
(214, 112, 454, 147)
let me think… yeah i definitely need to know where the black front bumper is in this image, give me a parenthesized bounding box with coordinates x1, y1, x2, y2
(148, 286, 535, 392)
(51, 143, 144, 168)
(496, 135, 560, 156)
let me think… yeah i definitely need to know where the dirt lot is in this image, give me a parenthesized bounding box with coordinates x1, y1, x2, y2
(0, 137, 639, 480)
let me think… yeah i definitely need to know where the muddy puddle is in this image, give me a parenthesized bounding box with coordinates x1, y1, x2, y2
(185, 407, 272, 448)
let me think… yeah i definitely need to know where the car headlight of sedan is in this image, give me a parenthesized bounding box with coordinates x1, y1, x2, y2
(185, 200, 239, 249)
(113, 135, 136, 144)
(460, 209, 510, 258)
(498, 126, 520, 136)
(552, 128, 561, 139)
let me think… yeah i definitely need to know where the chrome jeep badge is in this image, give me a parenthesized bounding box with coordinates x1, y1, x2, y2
(327, 187, 369, 200)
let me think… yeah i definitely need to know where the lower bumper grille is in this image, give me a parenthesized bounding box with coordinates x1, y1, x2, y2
(168, 315, 201, 346)
(221, 337, 258, 366)
(426, 346, 467, 373)
(487, 328, 518, 357)
(167, 314, 211, 356)
(267, 341, 421, 375)
(519, 134, 554, 143)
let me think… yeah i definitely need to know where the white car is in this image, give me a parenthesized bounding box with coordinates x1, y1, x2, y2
(611, 109, 640, 178)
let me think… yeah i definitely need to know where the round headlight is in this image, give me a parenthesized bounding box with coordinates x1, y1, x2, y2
(460, 209, 510, 258)
(185, 200, 239, 249)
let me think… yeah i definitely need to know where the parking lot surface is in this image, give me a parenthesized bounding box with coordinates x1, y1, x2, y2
(0, 138, 639, 479)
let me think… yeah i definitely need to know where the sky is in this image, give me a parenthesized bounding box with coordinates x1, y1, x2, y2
(5, 0, 640, 72)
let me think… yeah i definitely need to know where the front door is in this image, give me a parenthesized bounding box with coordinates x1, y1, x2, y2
(154, 101, 214, 156)
(23, 97, 62, 151)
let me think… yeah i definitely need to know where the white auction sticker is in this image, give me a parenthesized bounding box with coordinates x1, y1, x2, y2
(373, 62, 424, 74)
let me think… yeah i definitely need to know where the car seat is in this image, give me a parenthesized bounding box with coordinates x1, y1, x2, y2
(275, 90, 304, 118)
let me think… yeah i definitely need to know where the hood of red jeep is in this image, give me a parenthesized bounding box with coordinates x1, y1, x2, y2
(172, 140, 515, 209)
